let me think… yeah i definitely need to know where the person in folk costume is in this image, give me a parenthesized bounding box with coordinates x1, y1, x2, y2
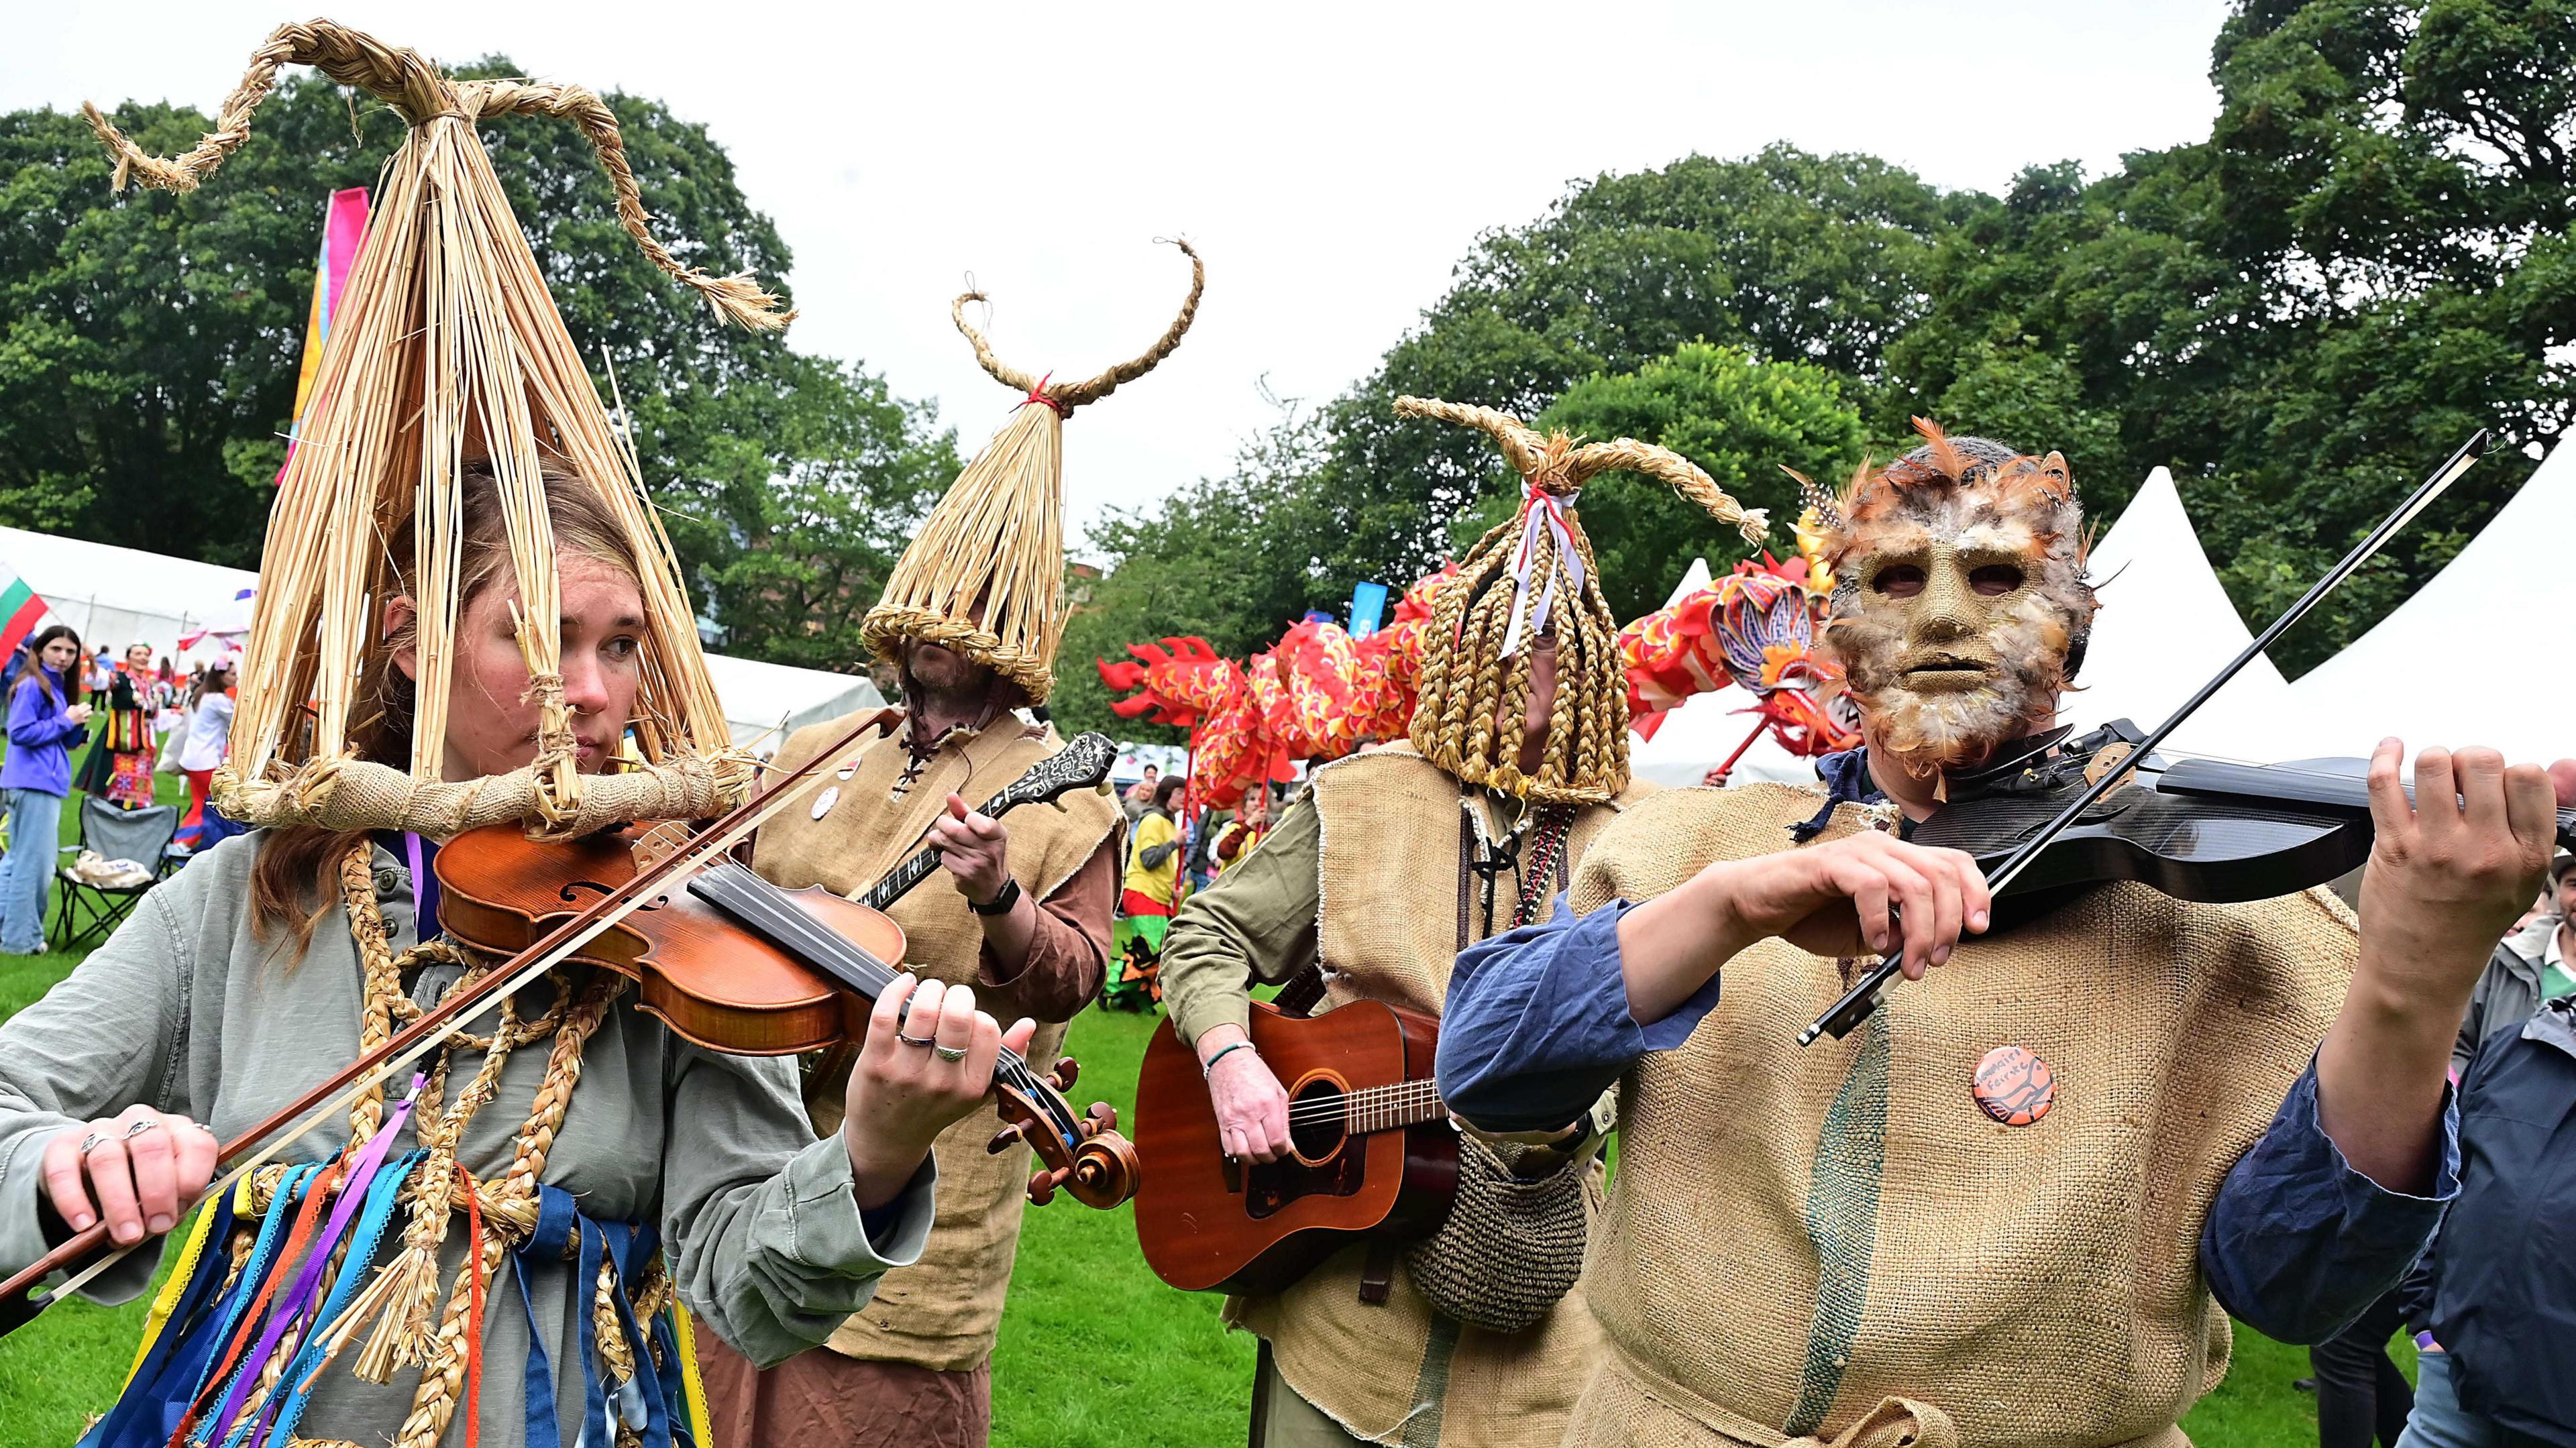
(0, 25, 1029, 1448)
(1155, 396, 1770, 1448)
(691, 245, 1197, 1448)
(1437, 419, 2576, 1448)
(74, 642, 162, 810)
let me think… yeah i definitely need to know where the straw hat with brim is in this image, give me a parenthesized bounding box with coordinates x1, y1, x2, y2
(863, 242, 1205, 704)
(82, 21, 763, 837)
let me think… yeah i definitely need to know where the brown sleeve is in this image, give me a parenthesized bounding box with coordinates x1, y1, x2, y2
(974, 834, 1118, 1024)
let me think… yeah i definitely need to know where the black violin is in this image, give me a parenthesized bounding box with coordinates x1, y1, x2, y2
(1803, 429, 2501, 1045)
(1909, 720, 2576, 909)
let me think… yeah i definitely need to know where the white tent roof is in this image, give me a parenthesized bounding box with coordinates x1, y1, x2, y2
(1623, 556, 1821, 788)
(2287, 438, 2570, 766)
(0, 524, 887, 753)
(0, 524, 259, 665)
(2072, 467, 2305, 761)
(701, 653, 885, 755)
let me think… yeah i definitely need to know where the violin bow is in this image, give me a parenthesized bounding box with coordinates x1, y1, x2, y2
(0, 708, 903, 1333)
(1799, 431, 2489, 1046)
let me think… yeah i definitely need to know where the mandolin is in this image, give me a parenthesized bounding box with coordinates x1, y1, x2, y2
(1132, 997, 1457, 1294)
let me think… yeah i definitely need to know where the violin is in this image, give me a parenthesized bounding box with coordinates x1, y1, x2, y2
(431, 730, 1140, 1209)
(1803, 430, 2520, 1045)
(1909, 720, 2576, 909)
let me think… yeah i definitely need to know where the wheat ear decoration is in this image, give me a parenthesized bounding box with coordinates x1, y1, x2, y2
(80, 19, 792, 331)
(952, 239, 1206, 412)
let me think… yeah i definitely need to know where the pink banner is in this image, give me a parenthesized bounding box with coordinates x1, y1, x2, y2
(276, 186, 370, 482)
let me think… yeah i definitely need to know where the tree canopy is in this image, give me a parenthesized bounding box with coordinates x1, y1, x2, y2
(0, 63, 954, 668)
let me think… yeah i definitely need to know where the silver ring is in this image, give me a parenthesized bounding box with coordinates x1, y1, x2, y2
(78, 1131, 108, 1154)
(934, 1044, 969, 1062)
(893, 1032, 938, 1048)
(121, 1118, 160, 1141)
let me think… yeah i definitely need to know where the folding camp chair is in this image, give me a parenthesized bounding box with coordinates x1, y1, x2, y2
(51, 796, 182, 952)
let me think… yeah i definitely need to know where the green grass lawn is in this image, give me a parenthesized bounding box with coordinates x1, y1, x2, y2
(0, 795, 2398, 1445)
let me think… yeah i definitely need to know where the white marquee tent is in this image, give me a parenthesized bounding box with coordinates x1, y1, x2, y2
(0, 524, 887, 753)
(1625, 557, 1826, 789)
(2070, 466, 2306, 761)
(2287, 437, 2571, 767)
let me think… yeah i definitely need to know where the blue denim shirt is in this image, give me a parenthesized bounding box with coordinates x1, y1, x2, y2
(1438, 895, 2460, 1344)
(1, 668, 84, 796)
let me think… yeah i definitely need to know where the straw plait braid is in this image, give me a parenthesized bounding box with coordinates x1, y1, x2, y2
(953, 239, 1204, 414)
(80, 19, 792, 331)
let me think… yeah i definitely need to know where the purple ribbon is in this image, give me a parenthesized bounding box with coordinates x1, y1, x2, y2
(202, 1074, 424, 1446)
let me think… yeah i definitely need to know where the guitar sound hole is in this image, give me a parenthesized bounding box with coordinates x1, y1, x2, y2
(1287, 1079, 1346, 1164)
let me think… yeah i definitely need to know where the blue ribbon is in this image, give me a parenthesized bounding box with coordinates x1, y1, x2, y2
(76, 1188, 240, 1448)
(223, 1149, 426, 1448)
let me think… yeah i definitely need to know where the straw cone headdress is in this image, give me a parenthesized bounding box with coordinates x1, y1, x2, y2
(862, 241, 1205, 703)
(1395, 397, 1769, 804)
(83, 21, 772, 837)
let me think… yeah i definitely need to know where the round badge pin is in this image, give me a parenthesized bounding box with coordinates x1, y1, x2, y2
(1972, 1045, 2054, 1126)
(810, 784, 840, 821)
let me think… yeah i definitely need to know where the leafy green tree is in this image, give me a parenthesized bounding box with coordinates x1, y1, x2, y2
(3, 62, 949, 671)
(1049, 397, 1337, 741)
(1311, 146, 1978, 593)
(1521, 343, 1866, 618)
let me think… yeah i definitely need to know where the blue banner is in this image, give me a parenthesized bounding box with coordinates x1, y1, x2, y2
(1348, 581, 1391, 638)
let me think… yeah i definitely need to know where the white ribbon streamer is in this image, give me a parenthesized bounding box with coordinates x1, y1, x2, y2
(1498, 482, 1583, 659)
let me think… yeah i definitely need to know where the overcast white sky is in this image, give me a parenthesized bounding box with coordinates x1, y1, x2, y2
(9, 2, 2235, 553)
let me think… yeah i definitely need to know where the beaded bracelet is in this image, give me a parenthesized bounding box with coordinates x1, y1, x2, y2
(1201, 1040, 1256, 1078)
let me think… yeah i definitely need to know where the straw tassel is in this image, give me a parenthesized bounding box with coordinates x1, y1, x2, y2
(861, 241, 1205, 702)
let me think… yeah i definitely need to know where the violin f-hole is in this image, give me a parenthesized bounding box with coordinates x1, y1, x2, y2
(559, 880, 666, 911)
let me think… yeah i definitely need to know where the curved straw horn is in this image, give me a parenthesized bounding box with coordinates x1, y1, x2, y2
(1569, 437, 1770, 545)
(79, 19, 794, 331)
(1391, 396, 1552, 484)
(952, 239, 1205, 414)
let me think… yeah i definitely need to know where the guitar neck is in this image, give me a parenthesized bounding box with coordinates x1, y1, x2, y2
(857, 850, 944, 913)
(1341, 1078, 1446, 1135)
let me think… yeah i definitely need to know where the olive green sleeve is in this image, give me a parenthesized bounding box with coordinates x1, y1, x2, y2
(1158, 798, 1323, 1052)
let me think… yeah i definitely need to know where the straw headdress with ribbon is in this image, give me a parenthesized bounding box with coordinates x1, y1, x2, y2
(861, 241, 1205, 703)
(83, 20, 769, 836)
(1394, 396, 1769, 804)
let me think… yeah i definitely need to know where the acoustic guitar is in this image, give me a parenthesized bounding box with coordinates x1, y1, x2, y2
(1133, 997, 1457, 1294)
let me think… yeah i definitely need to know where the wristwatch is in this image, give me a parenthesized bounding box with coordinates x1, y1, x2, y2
(968, 876, 1022, 917)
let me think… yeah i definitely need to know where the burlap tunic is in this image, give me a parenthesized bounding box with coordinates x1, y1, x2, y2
(1171, 745, 1650, 1447)
(753, 711, 1124, 1370)
(1553, 784, 2359, 1448)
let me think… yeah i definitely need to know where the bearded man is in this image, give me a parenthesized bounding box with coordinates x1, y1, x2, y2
(1155, 396, 1768, 1448)
(1438, 421, 2576, 1448)
(688, 252, 1191, 1445)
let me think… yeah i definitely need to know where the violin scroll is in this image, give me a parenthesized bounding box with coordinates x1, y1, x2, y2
(989, 1054, 1141, 1209)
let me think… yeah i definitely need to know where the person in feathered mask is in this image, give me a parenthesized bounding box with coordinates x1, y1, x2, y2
(1801, 421, 2094, 784)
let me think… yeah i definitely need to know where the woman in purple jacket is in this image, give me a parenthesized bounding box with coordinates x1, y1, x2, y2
(0, 626, 93, 953)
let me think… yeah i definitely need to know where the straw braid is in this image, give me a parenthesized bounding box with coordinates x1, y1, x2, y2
(1397, 394, 1770, 803)
(390, 1224, 513, 1448)
(953, 239, 1205, 413)
(78, 19, 792, 331)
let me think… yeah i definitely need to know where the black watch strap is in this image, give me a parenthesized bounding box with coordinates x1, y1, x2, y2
(969, 876, 1023, 917)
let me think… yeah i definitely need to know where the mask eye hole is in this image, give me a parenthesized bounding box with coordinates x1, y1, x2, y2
(1968, 564, 2024, 596)
(1872, 565, 1926, 598)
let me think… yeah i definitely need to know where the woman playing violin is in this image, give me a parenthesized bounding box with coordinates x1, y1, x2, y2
(0, 461, 1031, 1447)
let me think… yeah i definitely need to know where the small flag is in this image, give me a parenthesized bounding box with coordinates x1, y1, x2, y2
(1348, 581, 1391, 639)
(0, 564, 56, 665)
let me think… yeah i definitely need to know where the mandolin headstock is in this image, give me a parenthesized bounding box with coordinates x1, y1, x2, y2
(994, 732, 1118, 816)
(989, 1052, 1140, 1209)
